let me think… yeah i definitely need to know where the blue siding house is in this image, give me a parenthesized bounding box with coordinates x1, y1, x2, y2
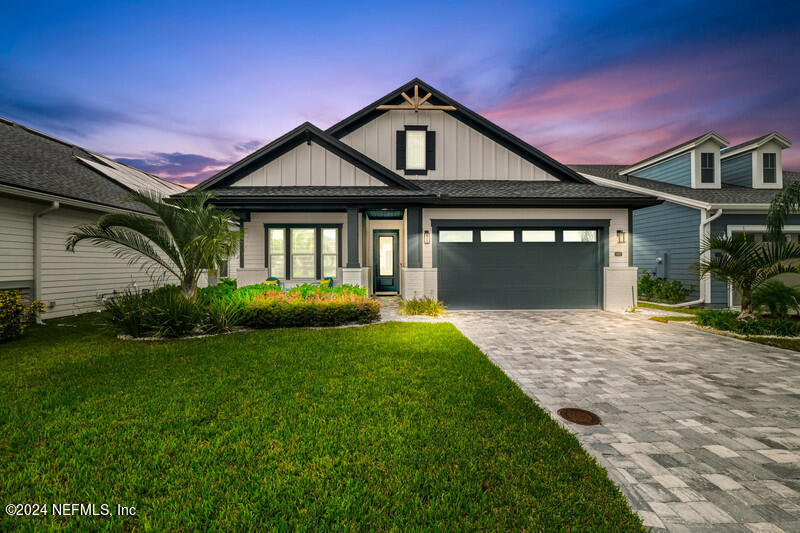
(573, 131, 796, 307)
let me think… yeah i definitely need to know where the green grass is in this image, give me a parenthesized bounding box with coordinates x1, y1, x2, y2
(648, 315, 698, 323)
(637, 301, 701, 314)
(746, 336, 800, 351)
(1, 315, 643, 532)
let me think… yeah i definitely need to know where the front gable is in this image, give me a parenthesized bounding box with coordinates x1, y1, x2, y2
(327, 79, 589, 183)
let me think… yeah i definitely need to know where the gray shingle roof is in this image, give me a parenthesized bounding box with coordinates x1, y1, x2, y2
(0, 117, 183, 214)
(570, 164, 800, 205)
(722, 133, 773, 155)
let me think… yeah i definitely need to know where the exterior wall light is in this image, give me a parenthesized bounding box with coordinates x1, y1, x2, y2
(617, 230, 626, 244)
(424, 230, 431, 245)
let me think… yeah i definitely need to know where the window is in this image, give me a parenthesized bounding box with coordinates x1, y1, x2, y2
(268, 228, 286, 278)
(700, 152, 715, 183)
(764, 153, 777, 183)
(439, 230, 473, 243)
(321, 228, 338, 278)
(291, 228, 315, 278)
(406, 130, 426, 170)
(563, 230, 597, 242)
(522, 230, 556, 242)
(480, 230, 514, 242)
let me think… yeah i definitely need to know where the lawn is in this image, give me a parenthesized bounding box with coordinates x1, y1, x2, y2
(1, 315, 643, 532)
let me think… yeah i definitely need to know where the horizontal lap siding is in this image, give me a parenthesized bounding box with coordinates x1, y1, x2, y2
(340, 110, 557, 181)
(0, 196, 35, 283)
(721, 152, 753, 187)
(633, 202, 701, 300)
(631, 152, 691, 186)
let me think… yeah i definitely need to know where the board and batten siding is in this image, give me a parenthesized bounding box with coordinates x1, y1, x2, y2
(721, 152, 752, 187)
(632, 202, 701, 300)
(0, 196, 34, 285)
(231, 141, 385, 187)
(631, 152, 692, 187)
(339, 110, 558, 181)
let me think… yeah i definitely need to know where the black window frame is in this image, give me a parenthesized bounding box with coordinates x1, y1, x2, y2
(396, 125, 436, 176)
(763, 152, 777, 183)
(263, 224, 342, 280)
(700, 152, 715, 183)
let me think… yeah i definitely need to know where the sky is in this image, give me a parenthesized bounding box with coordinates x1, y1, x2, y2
(1, 0, 799, 186)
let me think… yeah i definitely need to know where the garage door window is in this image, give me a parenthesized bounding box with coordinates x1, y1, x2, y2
(480, 230, 514, 242)
(439, 230, 473, 243)
(563, 230, 597, 242)
(522, 230, 556, 242)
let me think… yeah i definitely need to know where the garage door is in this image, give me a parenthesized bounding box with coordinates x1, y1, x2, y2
(437, 227, 602, 309)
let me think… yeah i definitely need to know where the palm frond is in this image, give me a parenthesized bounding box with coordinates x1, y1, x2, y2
(767, 181, 800, 237)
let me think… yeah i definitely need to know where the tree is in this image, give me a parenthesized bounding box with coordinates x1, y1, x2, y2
(66, 190, 241, 299)
(767, 180, 800, 237)
(698, 234, 800, 319)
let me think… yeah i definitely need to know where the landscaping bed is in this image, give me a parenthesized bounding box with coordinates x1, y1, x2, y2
(104, 279, 380, 338)
(0, 315, 644, 531)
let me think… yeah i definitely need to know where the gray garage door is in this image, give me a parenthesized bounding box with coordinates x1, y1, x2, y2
(437, 228, 602, 309)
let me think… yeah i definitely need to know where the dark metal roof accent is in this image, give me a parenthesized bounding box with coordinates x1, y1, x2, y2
(324, 78, 592, 184)
(572, 164, 800, 204)
(0, 116, 182, 214)
(189, 122, 421, 192)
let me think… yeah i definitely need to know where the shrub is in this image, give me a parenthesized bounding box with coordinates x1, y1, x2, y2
(399, 297, 445, 317)
(103, 286, 202, 338)
(241, 290, 380, 328)
(637, 271, 694, 304)
(695, 309, 800, 337)
(201, 298, 246, 334)
(752, 280, 800, 318)
(199, 277, 238, 302)
(0, 290, 45, 342)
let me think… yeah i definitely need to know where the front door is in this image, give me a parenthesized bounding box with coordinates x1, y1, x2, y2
(373, 230, 399, 293)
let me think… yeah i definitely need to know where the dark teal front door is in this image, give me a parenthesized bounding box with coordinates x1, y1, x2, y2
(373, 230, 399, 293)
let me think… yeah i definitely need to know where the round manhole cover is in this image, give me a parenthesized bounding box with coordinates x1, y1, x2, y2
(558, 408, 601, 426)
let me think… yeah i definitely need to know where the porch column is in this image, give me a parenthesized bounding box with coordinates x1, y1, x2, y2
(406, 206, 422, 268)
(346, 207, 360, 268)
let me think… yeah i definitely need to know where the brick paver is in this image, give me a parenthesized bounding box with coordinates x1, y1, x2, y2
(448, 310, 800, 533)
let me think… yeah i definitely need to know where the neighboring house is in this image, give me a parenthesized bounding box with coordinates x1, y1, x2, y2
(0, 117, 186, 318)
(573, 131, 797, 308)
(185, 78, 660, 311)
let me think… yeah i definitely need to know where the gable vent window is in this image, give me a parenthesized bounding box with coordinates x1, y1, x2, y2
(700, 152, 715, 183)
(764, 153, 777, 183)
(396, 126, 435, 175)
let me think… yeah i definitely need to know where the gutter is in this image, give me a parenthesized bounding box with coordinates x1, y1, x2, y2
(687, 208, 724, 307)
(33, 201, 60, 320)
(580, 173, 711, 210)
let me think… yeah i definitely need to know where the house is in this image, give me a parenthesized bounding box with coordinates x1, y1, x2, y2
(573, 131, 798, 308)
(0, 117, 186, 318)
(187, 79, 661, 311)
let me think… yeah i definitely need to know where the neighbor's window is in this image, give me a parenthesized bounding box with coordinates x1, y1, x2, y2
(480, 230, 514, 242)
(268, 228, 286, 278)
(406, 130, 426, 170)
(522, 230, 556, 242)
(439, 230, 473, 243)
(321, 228, 338, 279)
(764, 153, 777, 183)
(701, 152, 715, 183)
(563, 230, 597, 242)
(291, 228, 316, 278)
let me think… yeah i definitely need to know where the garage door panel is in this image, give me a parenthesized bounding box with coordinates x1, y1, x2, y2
(437, 237, 600, 310)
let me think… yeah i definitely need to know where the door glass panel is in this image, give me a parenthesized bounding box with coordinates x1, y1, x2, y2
(522, 230, 556, 242)
(480, 230, 514, 242)
(563, 230, 597, 242)
(292, 255, 315, 278)
(291, 228, 315, 253)
(439, 230, 473, 243)
(379, 236, 394, 276)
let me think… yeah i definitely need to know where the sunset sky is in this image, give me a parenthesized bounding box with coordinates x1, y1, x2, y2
(2, 0, 799, 186)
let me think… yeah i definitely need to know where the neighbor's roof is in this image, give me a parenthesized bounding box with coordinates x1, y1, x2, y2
(572, 164, 800, 205)
(619, 131, 729, 175)
(0, 117, 184, 214)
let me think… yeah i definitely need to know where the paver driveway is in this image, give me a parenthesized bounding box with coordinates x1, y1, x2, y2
(449, 310, 800, 533)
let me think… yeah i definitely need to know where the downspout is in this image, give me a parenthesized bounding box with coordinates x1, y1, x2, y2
(33, 201, 60, 320)
(664, 208, 722, 308)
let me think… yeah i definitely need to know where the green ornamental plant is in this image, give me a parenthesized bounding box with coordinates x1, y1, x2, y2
(752, 280, 800, 318)
(0, 290, 45, 342)
(66, 190, 242, 300)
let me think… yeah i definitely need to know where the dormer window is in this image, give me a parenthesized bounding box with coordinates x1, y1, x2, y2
(763, 153, 777, 183)
(700, 153, 715, 183)
(396, 126, 436, 175)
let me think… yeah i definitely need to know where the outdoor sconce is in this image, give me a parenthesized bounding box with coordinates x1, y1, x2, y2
(616, 230, 626, 244)
(424, 230, 431, 245)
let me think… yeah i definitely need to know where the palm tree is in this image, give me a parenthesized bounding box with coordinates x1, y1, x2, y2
(66, 190, 241, 299)
(767, 181, 800, 237)
(699, 234, 800, 319)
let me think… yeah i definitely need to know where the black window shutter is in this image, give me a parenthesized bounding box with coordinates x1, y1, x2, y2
(426, 130, 436, 170)
(396, 131, 406, 170)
